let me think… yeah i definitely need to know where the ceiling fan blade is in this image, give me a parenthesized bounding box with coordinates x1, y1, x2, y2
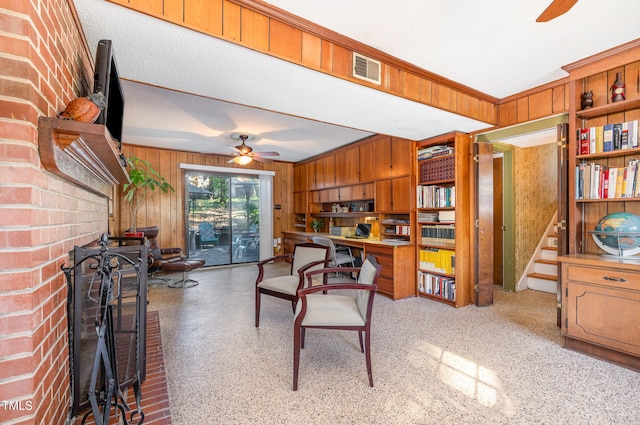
(252, 151, 280, 157)
(250, 155, 272, 163)
(536, 0, 578, 22)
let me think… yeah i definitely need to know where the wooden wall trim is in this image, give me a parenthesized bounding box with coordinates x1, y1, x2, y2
(106, 0, 498, 125)
(234, 0, 497, 103)
(562, 38, 640, 79)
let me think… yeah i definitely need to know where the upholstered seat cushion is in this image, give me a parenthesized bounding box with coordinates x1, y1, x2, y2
(257, 275, 300, 296)
(295, 294, 365, 327)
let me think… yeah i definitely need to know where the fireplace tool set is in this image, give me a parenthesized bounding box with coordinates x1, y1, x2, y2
(63, 234, 146, 425)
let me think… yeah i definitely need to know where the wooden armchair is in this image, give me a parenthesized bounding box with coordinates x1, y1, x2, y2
(255, 243, 330, 327)
(292, 256, 381, 390)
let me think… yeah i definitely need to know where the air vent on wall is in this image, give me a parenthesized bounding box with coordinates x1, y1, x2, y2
(353, 52, 381, 85)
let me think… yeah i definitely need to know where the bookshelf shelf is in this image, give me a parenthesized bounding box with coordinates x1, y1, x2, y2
(577, 146, 640, 160)
(576, 98, 640, 120)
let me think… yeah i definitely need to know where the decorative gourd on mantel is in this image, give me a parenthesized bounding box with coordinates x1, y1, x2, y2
(37, 116, 129, 198)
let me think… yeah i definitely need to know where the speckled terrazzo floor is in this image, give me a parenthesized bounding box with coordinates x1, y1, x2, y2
(148, 263, 640, 425)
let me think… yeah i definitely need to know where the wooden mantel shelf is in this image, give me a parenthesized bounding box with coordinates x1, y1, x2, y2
(38, 116, 129, 197)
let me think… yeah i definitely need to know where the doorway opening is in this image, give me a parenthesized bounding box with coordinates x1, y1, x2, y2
(185, 172, 261, 266)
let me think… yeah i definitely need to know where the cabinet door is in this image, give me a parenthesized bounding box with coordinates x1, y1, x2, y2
(293, 163, 308, 192)
(374, 136, 392, 180)
(359, 141, 376, 183)
(308, 160, 318, 190)
(320, 188, 340, 203)
(338, 185, 352, 201)
(323, 155, 336, 188)
(375, 179, 392, 212)
(391, 137, 412, 177)
(335, 145, 359, 186)
(350, 183, 373, 201)
(391, 175, 411, 211)
(293, 191, 307, 213)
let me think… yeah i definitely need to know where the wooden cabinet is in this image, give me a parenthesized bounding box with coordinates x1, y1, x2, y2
(293, 162, 308, 192)
(374, 136, 413, 180)
(414, 132, 473, 307)
(293, 191, 307, 214)
(335, 144, 359, 186)
(559, 255, 640, 372)
(364, 244, 415, 300)
(359, 140, 375, 183)
(322, 154, 336, 188)
(375, 176, 411, 212)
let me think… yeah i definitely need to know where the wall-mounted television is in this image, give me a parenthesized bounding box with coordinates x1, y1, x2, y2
(93, 39, 124, 148)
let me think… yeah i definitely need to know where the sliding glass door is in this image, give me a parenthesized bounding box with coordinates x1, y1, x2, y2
(185, 171, 260, 266)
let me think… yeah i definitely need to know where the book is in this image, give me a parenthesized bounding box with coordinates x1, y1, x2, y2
(589, 127, 596, 154)
(613, 123, 622, 150)
(607, 167, 618, 199)
(579, 128, 590, 154)
(603, 124, 614, 152)
(595, 126, 604, 153)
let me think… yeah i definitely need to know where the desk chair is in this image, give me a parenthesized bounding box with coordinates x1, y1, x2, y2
(312, 236, 356, 269)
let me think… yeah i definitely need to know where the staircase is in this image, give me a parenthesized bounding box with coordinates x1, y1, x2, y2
(522, 216, 558, 293)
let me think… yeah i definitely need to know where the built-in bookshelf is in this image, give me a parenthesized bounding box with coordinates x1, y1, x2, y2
(415, 132, 472, 307)
(558, 40, 640, 372)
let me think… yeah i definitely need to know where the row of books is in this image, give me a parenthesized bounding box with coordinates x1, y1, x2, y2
(577, 120, 639, 155)
(420, 224, 455, 247)
(419, 248, 455, 275)
(417, 145, 455, 160)
(576, 159, 640, 200)
(417, 185, 455, 209)
(418, 271, 456, 301)
(418, 154, 455, 183)
(385, 225, 411, 235)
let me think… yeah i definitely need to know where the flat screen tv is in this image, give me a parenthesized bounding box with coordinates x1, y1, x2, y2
(93, 39, 124, 148)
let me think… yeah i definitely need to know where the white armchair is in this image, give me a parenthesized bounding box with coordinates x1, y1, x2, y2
(292, 256, 381, 390)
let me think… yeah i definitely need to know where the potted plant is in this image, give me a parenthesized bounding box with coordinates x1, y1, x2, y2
(311, 219, 323, 233)
(122, 155, 174, 236)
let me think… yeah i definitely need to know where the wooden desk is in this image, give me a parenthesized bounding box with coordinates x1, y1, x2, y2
(282, 231, 415, 300)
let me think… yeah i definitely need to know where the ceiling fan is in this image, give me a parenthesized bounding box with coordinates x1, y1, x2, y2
(536, 0, 578, 22)
(227, 133, 280, 165)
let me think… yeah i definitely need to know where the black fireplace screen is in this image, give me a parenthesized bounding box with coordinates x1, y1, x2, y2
(63, 235, 147, 424)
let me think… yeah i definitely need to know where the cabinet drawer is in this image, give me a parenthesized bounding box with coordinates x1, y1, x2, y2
(567, 265, 640, 291)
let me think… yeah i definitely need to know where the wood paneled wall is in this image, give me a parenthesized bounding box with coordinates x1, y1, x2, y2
(498, 79, 569, 127)
(108, 0, 499, 125)
(120, 145, 293, 251)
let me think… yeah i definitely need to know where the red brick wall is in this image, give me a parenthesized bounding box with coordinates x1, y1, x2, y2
(0, 1, 108, 424)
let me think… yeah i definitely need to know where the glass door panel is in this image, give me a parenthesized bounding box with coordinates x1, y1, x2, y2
(185, 172, 260, 266)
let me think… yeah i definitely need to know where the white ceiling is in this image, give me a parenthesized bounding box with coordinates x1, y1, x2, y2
(74, 0, 640, 162)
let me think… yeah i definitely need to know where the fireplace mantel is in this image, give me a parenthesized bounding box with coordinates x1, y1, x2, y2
(38, 116, 130, 197)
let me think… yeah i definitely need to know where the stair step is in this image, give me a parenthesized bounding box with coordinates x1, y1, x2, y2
(533, 259, 557, 275)
(526, 273, 558, 293)
(541, 246, 557, 260)
(527, 272, 557, 281)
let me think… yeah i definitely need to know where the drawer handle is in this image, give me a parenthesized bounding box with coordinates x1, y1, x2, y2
(603, 276, 626, 283)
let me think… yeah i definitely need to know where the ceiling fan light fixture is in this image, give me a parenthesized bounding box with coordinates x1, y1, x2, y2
(233, 155, 253, 165)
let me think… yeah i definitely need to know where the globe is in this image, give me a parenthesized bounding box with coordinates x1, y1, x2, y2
(594, 212, 640, 251)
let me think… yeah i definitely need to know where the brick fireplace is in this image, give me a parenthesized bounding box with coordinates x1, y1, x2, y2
(0, 1, 110, 424)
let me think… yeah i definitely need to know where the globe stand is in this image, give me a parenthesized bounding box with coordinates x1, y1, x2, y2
(590, 231, 640, 257)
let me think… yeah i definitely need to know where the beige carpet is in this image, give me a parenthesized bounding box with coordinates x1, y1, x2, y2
(149, 263, 640, 425)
